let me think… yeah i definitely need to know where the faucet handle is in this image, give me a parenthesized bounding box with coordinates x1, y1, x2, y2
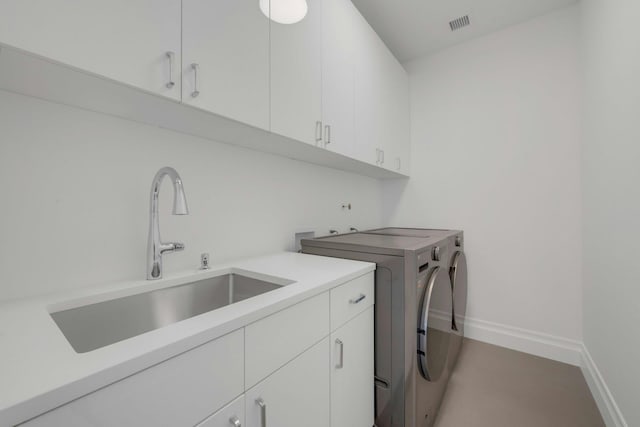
(160, 242, 185, 254)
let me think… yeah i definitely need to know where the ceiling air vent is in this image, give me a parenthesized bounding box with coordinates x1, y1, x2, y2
(449, 15, 470, 31)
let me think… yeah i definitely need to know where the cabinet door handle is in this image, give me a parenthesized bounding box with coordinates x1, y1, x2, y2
(376, 148, 380, 165)
(191, 63, 200, 98)
(324, 124, 331, 145)
(165, 51, 175, 89)
(349, 294, 366, 304)
(315, 121, 323, 145)
(396, 157, 401, 171)
(256, 398, 266, 427)
(335, 339, 344, 369)
(229, 416, 242, 427)
(380, 149, 385, 165)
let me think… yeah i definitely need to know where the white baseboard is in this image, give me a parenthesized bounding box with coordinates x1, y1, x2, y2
(461, 316, 628, 426)
(580, 345, 628, 427)
(462, 315, 583, 366)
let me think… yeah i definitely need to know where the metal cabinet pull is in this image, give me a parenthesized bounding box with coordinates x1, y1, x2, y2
(191, 63, 200, 98)
(324, 124, 331, 145)
(396, 157, 401, 171)
(335, 339, 344, 369)
(380, 149, 385, 165)
(349, 294, 366, 304)
(256, 398, 266, 427)
(315, 121, 323, 145)
(229, 416, 242, 427)
(375, 148, 380, 165)
(165, 51, 175, 89)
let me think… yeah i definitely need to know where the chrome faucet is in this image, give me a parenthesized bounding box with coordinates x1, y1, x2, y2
(147, 167, 189, 280)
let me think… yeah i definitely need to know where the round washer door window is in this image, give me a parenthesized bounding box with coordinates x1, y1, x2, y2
(418, 266, 453, 382)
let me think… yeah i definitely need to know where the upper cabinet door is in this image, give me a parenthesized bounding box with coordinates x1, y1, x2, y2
(0, 0, 181, 100)
(321, 0, 357, 157)
(352, 10, 410, 172)
(352, 12, 385, 166)
(380, 48, 410, 173)
(182, 0, 270, 130)
(270, 0, 323, 145)
(391, 61, 411, 174)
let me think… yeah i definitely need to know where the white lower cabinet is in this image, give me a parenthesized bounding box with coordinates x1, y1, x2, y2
(196, 395, 244, 427)
(245, 293, 330, 389)
(331, 307, 375, 427)
(19, 274, 374, 427)
(245, 337, 331, 427)
(20, 329, 244, 427)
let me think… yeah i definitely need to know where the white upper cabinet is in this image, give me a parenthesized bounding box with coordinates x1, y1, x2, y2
(380, 47, 411, 174)
(353, 11, 386, 166)
(351, 7, 410, 172)
(0, 0, 409, 178)
(270, 0, 323, 146)
(321, 0, 357, 157)
(182, 0, 270, 130)
(0, 0, 181, 100)
(393, 66, 411, 175)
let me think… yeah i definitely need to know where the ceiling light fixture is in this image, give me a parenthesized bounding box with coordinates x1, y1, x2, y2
(259, 0, 308, 25)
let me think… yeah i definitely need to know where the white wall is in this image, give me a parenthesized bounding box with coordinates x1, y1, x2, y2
(383, 6, 583, 341)
(0, 90, 383, 302)
(581, 0, 640, 425)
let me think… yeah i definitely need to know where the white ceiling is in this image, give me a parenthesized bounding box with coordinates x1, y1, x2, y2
(350, 0, 578, 62)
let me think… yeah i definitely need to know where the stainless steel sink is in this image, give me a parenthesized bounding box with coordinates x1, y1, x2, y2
(51, 273, 291, 353)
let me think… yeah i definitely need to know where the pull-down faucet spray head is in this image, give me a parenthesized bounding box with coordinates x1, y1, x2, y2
(171, 176, 189, 215)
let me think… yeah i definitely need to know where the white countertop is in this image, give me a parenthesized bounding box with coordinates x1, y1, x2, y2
(0, 252, 375, 426)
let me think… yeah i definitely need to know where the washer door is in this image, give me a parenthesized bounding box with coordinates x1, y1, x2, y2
(418, 266, 453, 382)
(450, 251, 468, 334)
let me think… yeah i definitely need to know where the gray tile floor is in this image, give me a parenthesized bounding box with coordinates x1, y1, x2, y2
(434, 339, 605, 427)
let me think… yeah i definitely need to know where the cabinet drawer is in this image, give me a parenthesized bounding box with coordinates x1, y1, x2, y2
(21, 330, 244, 427)
(330, 272, 374, 330)
(245, 292, 330, 389)
(196, 395, 244, 427)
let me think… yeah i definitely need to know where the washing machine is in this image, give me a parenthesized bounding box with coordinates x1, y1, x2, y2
(301, 228, 466, 427)
(367, 228, 468, 368)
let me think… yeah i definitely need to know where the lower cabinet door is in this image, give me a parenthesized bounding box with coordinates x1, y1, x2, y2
(19, 330, 244, 427)
(196, 395, 244, 427)
(245, 337, 330, 427)
(331, 307, 375, 427)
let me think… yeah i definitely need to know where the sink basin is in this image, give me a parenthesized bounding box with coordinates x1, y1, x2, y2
(51, 272, 292, 353)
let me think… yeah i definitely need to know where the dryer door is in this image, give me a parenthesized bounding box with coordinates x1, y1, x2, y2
(450, 251, 468, 334)
(417, 267, 452, 382)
